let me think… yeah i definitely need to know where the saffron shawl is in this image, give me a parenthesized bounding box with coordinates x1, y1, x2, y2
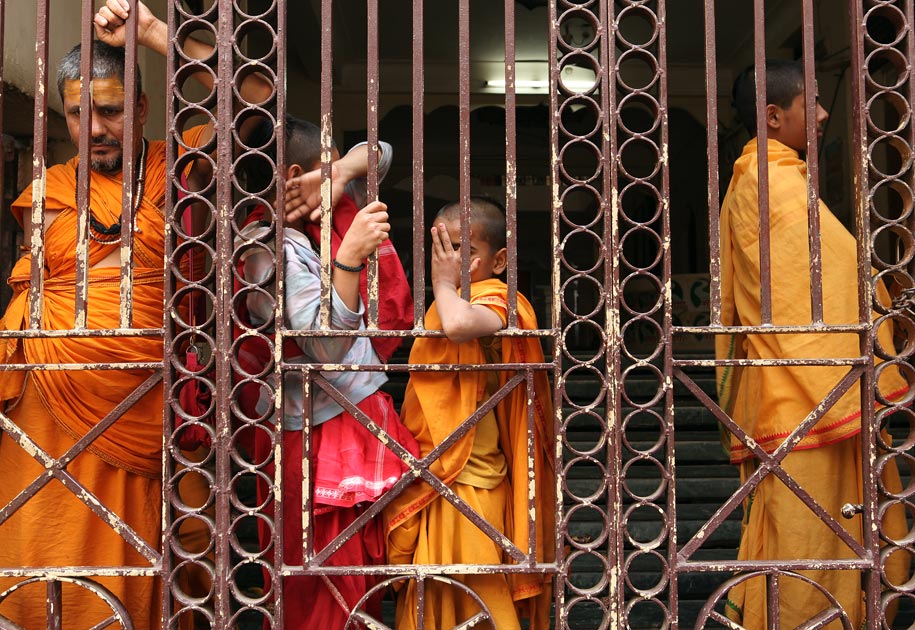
(385, 278, 556, 605)
(1, 131, 206, 477)
(716, 138, 907, 463)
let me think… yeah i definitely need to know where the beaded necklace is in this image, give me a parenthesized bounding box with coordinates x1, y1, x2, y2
(85, 138, 149, 244)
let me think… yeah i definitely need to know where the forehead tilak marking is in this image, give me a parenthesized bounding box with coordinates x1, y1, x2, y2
(62, 78, 125, 103)
(62, 79, 82, 102)
(88, 78, 125, 101)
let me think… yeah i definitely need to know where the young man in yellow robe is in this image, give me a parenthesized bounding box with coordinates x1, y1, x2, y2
(0, 1, 271, 627)
(384, 196, 555, 629)
(717, 60, 909, 629)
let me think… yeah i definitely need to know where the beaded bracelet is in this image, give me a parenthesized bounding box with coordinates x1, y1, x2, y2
(332, 258, 366, 272)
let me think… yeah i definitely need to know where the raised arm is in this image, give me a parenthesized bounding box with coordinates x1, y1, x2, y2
(94, 0, 273, 178)
(430, 222, 504, 344)
(332, 200, 392, 312)
(284, 142, 391, 224)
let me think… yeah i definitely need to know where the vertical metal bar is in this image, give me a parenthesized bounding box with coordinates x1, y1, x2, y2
(0, 0, 4, 247)
(753, 0, 772, 325)
(767, 573, 781, 630)
(546, 0, 566, 620)
(504, 0, 518, 328)
(301, 371, 313, 567)
(416, 577, 426, 629)
(272, 414, 285, 630)
(849, 0, 879, 624)
(704, 0, 721, 326)
(603, 0, 624, 625)
(411, 0, 425, 328)
(27, 0, 50, 329)
(275, 0, 288, 389)
(458, 0, 471, 302)
(657, 1, 678, 624)
(274, 1, 288, 625)
(850, 0, 870, 326)
(162, 2, 178, 625)
(319, 0, 333, 329)
(118, 0, 140, 329)
(800, 0, 823, 324)
(214, 0, 234, 623)
(906, 0, 915, 285)
(860, 338, 879, 629)
(525, 370, 536, 561)
(276, 0, 288, 214)
(366, 0, 380, 329)
(74, 5, 95, 329)
(46, 580, 62, 630)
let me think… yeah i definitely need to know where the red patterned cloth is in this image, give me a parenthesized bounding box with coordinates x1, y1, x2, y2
(254, 391, 418, 627)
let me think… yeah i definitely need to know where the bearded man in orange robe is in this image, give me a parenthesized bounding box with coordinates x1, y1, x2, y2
(0, 1, 271, 627)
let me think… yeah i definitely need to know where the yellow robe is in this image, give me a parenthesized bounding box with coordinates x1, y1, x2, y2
(716, 138, 909, 628)
(717, 139, 906, 460)
(384, 279, 555, 630)
(0, 130, 207, 629)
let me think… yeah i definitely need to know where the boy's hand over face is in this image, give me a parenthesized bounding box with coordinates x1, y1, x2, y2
(430, 222, 478, 290)
(429, 222, 502, 342)
(336, 201, 390, 267)
(285, 164, 346, 225)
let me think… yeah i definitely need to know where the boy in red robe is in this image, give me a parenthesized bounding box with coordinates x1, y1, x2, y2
(238, 116, 416, 628)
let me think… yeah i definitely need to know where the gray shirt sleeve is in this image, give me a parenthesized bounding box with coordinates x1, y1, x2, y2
(244, 229, 365, 364)
(343, 140, 393, 208)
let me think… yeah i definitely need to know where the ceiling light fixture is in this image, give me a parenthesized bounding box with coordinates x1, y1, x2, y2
(484, 78, 597, 92)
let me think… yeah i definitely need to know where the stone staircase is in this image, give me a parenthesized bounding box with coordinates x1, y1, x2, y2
(372, 352, 742, 628)
(555, 353, 914, 629)
(557, 359, 741, 629)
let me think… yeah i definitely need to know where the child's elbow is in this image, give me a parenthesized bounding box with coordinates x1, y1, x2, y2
(441, 317, 479, 345)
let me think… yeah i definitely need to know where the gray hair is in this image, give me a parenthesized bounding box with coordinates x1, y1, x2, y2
(56, 40, 143, 102)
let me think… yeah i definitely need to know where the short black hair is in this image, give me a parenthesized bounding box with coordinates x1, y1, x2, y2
(435, 194, 507, 251)
(732, 59, 805, 135)
(57, 40, 143, 102)
(244, 115, 336, 193)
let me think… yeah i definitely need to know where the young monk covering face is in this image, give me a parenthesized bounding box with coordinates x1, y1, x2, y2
(61, 76, 148, 173)
(433, 217, 507, 285)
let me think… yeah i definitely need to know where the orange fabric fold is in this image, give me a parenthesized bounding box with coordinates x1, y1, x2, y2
(384, 279, 556, 622)
(716, 138, 908, 463)
(723, 437, 910, 629)
(1, 130, 206, 477)
(0, 381, 161, 629)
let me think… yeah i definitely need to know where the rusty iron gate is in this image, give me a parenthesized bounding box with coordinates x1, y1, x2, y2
(0, 0, 914, 628)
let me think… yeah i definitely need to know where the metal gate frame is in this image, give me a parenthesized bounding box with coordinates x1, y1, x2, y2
(164, 0, 561, 626)
(0, 0, 913, 628)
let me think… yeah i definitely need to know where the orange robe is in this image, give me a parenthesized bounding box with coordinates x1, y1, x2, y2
(0, 129, 206, 629)
(716, 138, 909, 628)
(384, 279, 555, 630)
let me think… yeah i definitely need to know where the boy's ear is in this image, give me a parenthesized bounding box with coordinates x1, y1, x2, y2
(492, 247, 508, 276)
(136, 93, 149, 127)
(286, 163, 303, 180)
(765, 103, 781, 131)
